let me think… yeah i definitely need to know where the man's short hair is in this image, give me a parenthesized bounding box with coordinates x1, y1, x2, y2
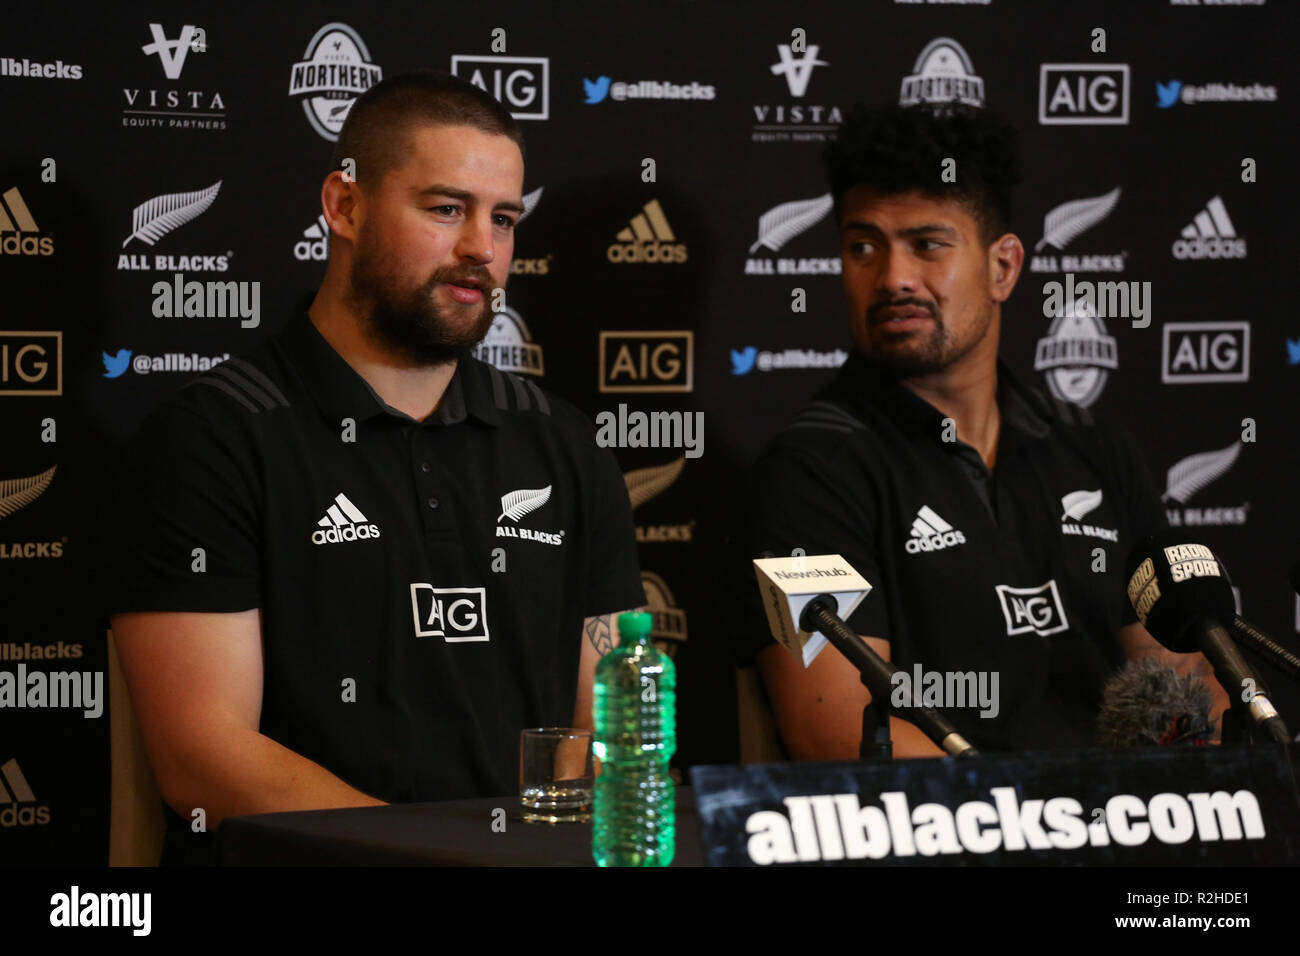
(823, 103, 1021, 247)
(330, 69, 525, 188)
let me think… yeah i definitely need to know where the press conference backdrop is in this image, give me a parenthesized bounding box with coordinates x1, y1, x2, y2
(2, 0, 1296, 865)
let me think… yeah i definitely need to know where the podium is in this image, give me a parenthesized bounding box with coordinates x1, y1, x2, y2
(690, 745, 1300, 865)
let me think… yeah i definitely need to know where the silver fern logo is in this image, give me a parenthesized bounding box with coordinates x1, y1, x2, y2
(498, 485, 551, 522)
(1059, 489, 1117, 542)
(1030, 188, 1126, 274)
(495, 484, 563, 545)
(0, 466, 56, 522)
(744, 194, 840, 276)
(121, 181, 221, 247)
(624, 458, 694, 543)
(1163, 441, 1248, 527)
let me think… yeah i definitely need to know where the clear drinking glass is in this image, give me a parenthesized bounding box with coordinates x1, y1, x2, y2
(519, 728, 593, 823)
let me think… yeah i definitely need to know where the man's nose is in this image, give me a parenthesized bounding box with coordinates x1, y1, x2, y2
(877, 245, 920, 295)
(455, 212, 496, 263)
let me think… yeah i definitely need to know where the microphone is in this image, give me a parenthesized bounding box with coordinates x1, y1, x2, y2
(1230, 615, 1300, 681)
(752, 553, 979, 757)
(1097, 658, 1214, 748)
(1126, 532, 1291, 744)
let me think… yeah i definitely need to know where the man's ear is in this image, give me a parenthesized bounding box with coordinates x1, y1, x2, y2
(321, 170, 362, 244)
(989, 233, 1024, 304)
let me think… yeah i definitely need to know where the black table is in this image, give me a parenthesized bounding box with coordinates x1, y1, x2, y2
(215, 787, 705, 866)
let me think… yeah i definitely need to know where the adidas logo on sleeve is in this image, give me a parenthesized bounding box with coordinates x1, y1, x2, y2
(904, 505, 967, 554)
(311, 492, 381, 545)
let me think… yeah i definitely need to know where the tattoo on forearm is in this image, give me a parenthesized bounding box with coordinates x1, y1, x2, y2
(585, 615, 614, 656)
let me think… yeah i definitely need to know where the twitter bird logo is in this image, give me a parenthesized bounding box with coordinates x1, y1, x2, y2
(730, 347, 758, 376)
(1286, 338, 1300, 366)
(102, 349, 131, 378)
(1156, 81, 1182, 108)
(583, 76, 611, 104)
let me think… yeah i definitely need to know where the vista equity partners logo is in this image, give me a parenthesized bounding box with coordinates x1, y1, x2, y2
(751, 36, 841, 143)
(124, 23, 225, 130)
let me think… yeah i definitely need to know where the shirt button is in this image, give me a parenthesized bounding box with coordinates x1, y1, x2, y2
(420, 462, 431, 473)
(427, 497, 439, 510)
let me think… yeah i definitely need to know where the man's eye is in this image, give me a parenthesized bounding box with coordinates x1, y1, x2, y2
(428, 205, 460, 215)
(849, 241, 874, 255)
(916, 239, 944, 251)
(494, 215, 516, 229)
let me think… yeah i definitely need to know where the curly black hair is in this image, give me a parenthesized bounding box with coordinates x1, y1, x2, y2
(823, 103, 1022, 247)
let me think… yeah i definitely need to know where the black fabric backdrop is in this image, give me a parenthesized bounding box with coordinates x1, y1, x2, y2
(3, 0, 1296, 864)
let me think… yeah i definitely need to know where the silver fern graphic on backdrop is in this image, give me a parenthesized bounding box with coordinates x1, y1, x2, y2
(122, 181, 222, 247)
(0, 466, 55, 521)
(1036, 187, 1121, 251)
(518, 186, 543, 224)
(623, 457, 685, 510)
(1030, 187, 1126, 274)
(749, 194, 832, 253)
(497, 485, 552, 522)
(1163, 441, 1249, 527)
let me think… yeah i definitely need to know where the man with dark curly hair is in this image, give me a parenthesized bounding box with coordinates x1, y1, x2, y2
(724, 103, 1228, 758)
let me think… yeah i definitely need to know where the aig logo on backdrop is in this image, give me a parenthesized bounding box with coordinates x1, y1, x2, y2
(1039, 64, 1131, 124)
(452, 54, 549, 120)
(1, 332, 61, 396)
(599, 332, 693, 393)
(995, 581, 1070, 637)
(409, 585, 489, 642)
(1162, 322, 1250, 383)
(288, 23, 382, 142)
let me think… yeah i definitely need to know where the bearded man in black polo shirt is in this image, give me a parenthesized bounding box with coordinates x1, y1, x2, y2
(726, 103, 1229, 759)
(99, 70, 645, 863)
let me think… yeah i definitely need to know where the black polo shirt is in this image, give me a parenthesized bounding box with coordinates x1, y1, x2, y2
(96, 309, 645, 863)
(724, 351, 1167, 753)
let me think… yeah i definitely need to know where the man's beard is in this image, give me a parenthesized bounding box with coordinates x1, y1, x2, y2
(859, 298, 989, 377)
(348, 244, 496, 365)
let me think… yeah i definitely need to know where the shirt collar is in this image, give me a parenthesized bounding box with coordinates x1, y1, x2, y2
(836, 350, 1053, 441)
(276, 309, 502, 428)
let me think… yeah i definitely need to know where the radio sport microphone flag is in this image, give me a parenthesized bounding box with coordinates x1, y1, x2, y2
(753, 553, 978, 758)
(1125, 531, 1291, 744)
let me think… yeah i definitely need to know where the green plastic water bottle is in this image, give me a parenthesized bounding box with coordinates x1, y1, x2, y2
(592, 611, 676, 866)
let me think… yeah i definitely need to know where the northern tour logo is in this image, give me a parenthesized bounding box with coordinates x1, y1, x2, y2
(496, 484, 564, 546)
(473, 308, 544, 376)
(905, 505, 967, 554)
(607, 199, 687, 264)
(0, 758, 49, 827)
(1033, 302, 1118, 408)
(452, 54, 549, 120)
(118, 180, 229, 272)
(1039, 63, 1131, 124)
(1162, 322, 1250, 383)
(409, 585, 489, 642)
(624, 457, 694, 544)
(1172, 196, 1246, 260)
(899, 37, 985, 108)
(599, 331, 693, 393)
(996, 580, 1069, 637)
(311, 492, 380, 545)
(289, 23, 382, 142)
(1163, 441, 1248, 527)
(641, 571, 688, 658)
(1030, 187, 1125, 274)
(0, 332, 61, 396)
(124, 23, 225, 130)
(1060, 489, 1118, 542)
(752, 36, 841, 143)
(744, 194, 840, 276)
(0, 187, 53, 257)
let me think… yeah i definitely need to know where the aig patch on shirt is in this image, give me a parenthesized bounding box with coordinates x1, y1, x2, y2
(995, 580, 1070, 637)
(409, 584, 490, 642)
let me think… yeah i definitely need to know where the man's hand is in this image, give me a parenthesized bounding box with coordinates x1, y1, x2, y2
(1118, 621, 1231, 740)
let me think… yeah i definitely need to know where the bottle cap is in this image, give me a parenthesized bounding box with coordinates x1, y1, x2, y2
(617, 611, 653, 642)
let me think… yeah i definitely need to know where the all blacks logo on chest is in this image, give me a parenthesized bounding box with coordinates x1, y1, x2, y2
(495, 484, 565, 546)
